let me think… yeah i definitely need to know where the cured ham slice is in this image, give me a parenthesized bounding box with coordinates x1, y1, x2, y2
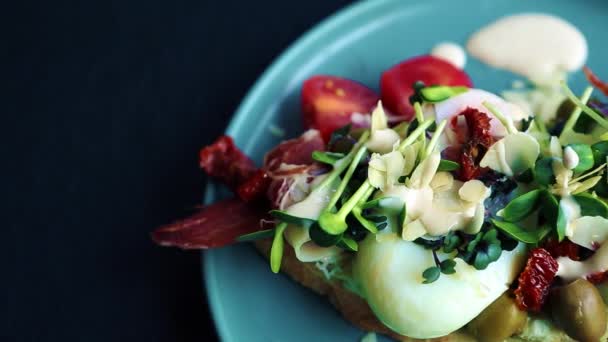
(199, 135, 256, 190)
(151, 198, 265, 249)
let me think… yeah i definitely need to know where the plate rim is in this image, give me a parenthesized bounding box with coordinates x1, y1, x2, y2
(202, 0, 393, 340)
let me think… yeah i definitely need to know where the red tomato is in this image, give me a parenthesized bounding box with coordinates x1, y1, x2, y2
(380, 55, 473, 120)
(301, 75, 379, 141)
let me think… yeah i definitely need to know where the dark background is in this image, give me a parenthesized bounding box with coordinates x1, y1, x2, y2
(5, 1, 353, 341)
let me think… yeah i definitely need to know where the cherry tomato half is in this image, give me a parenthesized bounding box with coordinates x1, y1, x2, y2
(301, 75, 379, 141)
(380, 55, 473, 120)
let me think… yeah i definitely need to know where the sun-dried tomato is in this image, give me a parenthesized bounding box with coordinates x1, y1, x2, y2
(514, 248, 559, 312)
(587, 271, 608, 284)
(543, 237, 580, 261)
(462, 107, 493, 147)
(458, 141, 486, 181)
(449, 108, 494, 181)
(237, 169, 271, 203)
(199, 135, 257, 190)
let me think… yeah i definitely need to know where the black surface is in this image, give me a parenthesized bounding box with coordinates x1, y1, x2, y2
(5, 1, 353, 341)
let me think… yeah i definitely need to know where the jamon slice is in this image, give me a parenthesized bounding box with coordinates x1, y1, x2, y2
(151, 198, 265, 249)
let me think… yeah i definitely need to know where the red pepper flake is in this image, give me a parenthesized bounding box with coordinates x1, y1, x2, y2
(543, 237, 580, 261)
(514, 248, 559, 312)
(583, 66, 608, 97)
(237, 169, 271, 202)
(199, 135, 257, 190)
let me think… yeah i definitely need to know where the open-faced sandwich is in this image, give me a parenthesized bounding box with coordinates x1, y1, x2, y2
(152, 14, 608, 342)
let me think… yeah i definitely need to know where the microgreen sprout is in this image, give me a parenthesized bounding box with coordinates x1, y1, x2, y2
(414, 102, 425, 123)
(561, 81, 608, 129)
(270, 222, 288, 273)
(419, 85, 468, 103)
(560, 86, 594, 139)
(318, 179, 374, 235)
(312, 131, 370, 193)
(533, 115, 548, 135)
(351, 186, 379, 233)
(567, 162, 605, 186)
(482, 101, 517, 134)
(413, 102, 427, 152)
(326, 141, 369, 210)
(422, 249, 456, 284)
(398, 118, 434, 153)
(236, 228, 275, 242)
(312, 151, 346, 165)
(437, 159, 460, 172)
(422, 119, 447, 159)
(318, 122, 433, 236)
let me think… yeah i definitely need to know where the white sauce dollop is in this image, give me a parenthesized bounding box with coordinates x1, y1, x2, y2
(431, 42, 466, 69)
(467, 14, 587, 85)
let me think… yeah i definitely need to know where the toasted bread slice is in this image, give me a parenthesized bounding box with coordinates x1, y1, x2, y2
(254, 239, 476, 341)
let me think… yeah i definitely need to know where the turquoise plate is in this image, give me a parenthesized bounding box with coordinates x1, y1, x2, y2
(204, 0, 608, 341)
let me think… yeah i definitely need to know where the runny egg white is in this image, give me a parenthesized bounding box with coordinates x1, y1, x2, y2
(353, 234, 526, 338)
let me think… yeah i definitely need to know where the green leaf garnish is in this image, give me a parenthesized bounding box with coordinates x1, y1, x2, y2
(502, 189, 542, 222)
(419, 85, 469, 103)
(595, 172, 608, 198)
(269, 210, 316, 228)
(457, 229, 503, 270)
(437, 159, 460, 172)
(351, 207, 379, 234)
(520, 117, 534, 132)
(236, 229, 275, 242)
(591, 141, 608, 168)
(337, 236, 358, 252)
(574, 193, 608, 217)
(567, 143, 594, 174)
(472, 229, 502, 270)
(534, 157, 556, 186)
(422, 266, 441, 284)
(309, 222, 341, 247)
(540, 190, 559, 227)
(515, 168, 534, 183)
(557, 204, 568, 242)
(442, 231, 461, 253)
(492, 219, 551, 244)
(312, 151, 345, 165)
(397, 203, 407, 234)
(440, 259, 456, 275)
(413, 237, 443, 250)
(270, 223, 287, 273)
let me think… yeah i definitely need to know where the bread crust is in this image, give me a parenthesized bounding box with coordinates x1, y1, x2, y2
(254, 239, 475, 341)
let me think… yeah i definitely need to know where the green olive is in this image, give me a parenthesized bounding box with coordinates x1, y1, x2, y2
(550, 278, 607, 342)
(467, 293, 527, 342)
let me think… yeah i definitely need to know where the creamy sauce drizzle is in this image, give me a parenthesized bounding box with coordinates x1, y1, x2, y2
(431, 42, 466, 69)
(467, 14, 587, 85)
